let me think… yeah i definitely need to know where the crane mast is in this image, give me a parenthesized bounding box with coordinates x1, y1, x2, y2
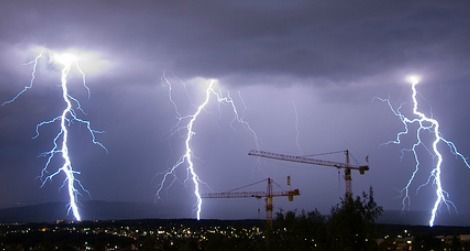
(248, 149, 369, 198)
(202, 178, 300, 225)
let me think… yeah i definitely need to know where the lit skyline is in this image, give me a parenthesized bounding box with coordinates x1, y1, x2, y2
(0, 1, 469, 225)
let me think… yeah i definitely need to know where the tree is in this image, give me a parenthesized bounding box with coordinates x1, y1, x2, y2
(269, 187, 382, 251)
(328, 187, 383, 251)
(269, 209, 328, 250)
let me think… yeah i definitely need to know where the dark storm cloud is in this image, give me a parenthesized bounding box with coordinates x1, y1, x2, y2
(1, 0, 469, 86)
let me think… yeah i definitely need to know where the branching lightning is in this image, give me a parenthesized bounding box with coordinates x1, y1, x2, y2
(2, 52, 44, 106)
(4, 49, 106, 221)
(378, 75, 470, 226)
(157, 78, 259, 220)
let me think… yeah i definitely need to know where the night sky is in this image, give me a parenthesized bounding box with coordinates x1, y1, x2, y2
(1, 1, 470, 225)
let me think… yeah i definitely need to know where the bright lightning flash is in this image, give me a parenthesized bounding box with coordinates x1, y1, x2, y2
(3, 49, 106, 221)
(157, 78, 259, 220)
(378, 75, 469, 227)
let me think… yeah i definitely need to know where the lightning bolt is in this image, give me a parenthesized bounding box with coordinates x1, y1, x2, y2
(291, 100, 304, 154)
(157, 79, 260, 220)
(378, 75, 469, 227)
(3, 49, 106, 221)
(2, 52, 43, 106)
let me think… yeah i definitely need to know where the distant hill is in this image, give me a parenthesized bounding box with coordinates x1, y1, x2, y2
(0, 201, 176, 223)
(378, 210, 470, 227)
(1, 202, 469, 226)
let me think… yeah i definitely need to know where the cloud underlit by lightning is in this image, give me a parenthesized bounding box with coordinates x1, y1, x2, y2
(157, 78, 260, 220)
(3, 49, 107, 221)
(378, 75, 470, 227)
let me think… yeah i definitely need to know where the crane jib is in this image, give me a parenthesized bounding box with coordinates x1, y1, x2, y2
(248, 150, 369, 174)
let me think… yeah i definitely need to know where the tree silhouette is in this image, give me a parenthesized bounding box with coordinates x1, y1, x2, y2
(328, 187, 383, 251)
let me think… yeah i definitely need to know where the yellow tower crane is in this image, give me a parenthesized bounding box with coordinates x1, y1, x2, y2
(248, 149, 369, 198)
(202, 177, 300, 226)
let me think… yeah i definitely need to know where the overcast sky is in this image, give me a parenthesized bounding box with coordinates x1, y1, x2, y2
(0, 0, 469, 225)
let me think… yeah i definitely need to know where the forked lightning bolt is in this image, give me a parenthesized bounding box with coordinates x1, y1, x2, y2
(157, 79, 259, 220)
(3, 50, 106, 221)
(378, 75, 469, 227)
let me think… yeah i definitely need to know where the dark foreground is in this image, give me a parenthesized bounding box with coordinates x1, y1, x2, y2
(1, 219, 470, 251)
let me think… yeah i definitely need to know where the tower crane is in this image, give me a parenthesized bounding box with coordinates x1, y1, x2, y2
(248, 150, 369, 198)
(202, 177, 300, 225)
